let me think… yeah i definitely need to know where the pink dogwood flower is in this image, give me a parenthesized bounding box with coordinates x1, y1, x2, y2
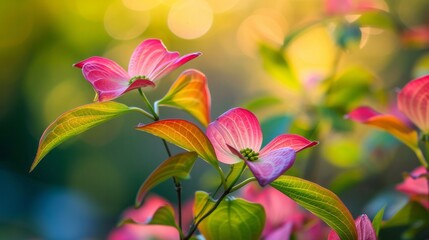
(328, 214, 376, 240)
(396, 166, 429, 210)
(206, 108, 317, 186)
(74, 39, 201, 102)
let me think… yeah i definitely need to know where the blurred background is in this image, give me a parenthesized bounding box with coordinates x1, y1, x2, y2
(1, 0, 429, 239)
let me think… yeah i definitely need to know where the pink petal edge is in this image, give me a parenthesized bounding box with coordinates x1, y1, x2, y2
(260, 134, 318, 155)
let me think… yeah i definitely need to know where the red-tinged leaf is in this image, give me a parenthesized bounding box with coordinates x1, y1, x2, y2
(136, 120, 219, 169)
(270, 176, 358, 240)
(31, 101, 135, 172)
(157, 69, 211, 127)
(347, 106, 418, 149)
(135, 152, 197, 206)
(194, 191, 265, 240)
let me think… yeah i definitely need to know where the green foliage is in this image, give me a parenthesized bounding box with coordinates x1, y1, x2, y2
(194, 191, 265, 240)
(135, 152, 198, 207)
(31, 101, 135, 171)
(372, 206, 385, 237)
(258, 43, 300, 91)
(270, 175, 358, 240)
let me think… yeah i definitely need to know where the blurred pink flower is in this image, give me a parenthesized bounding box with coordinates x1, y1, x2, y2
(396, 166, 429, 210)
(325, 0, 380, 15)
(241, 182, 329, 239)
(206, 108, 317, 186)
(74, 39, 201, 102)
(328, 214, 376, 240)
(108, 195, 179, 240)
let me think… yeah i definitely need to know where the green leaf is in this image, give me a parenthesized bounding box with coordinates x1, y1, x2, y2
(31, 101, 134, 172)
(259, 43, 300, 91)
(149, 205, 179, 229)
(194, 191, 265, 240)
(136, 152, 198, 206)
(357, 10, 394, 29)
(270, 175, 358, 240)
(372, 206, 385, 237)
(383, 201, 429, 228)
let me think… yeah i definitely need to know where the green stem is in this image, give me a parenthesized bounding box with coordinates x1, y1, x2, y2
(138, 88, 183, 237)
(139, 88, 158, 120)
(129, 107, 156, 121)
(413, 147, 428, 169)
(230, 177, 257, 193)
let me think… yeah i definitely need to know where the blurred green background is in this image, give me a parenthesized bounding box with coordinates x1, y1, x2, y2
(1, 0, 429, 239)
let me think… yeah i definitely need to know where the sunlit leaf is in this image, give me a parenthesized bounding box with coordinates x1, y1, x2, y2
(346, 106, 419, 149)
(136, 152, 198, 206)
(372, 206, 385, 237)
(136, 120, 219, 169)
(242, 96, 283, 112)
(157, 69, 211, 127)
(357, 10, 394, 29)
(270, 176, 358, 240)
(194, 191, 265, 240)
(259, 43, 300, 91)
(31, 101, 135, 172)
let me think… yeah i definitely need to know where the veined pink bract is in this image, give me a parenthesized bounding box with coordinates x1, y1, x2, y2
(398, 75, 429, 134)
(74, 39, 201, 102)
(206, 108, 317, 186)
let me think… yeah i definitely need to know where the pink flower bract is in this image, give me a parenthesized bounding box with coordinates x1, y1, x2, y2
(206, 108, 317, 186)
(74, 39, 201, 102)
(398, 75, 429, 134)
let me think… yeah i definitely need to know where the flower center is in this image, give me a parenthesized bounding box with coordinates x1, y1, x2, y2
(240, 148, 259, 161)
(129, 75, 147, 85)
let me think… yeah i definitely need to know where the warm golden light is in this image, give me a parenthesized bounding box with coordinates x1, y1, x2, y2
(168, 0, 213, 39)
(104, 1, 150, 40)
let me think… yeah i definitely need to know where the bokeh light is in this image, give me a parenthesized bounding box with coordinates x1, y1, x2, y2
(104, 1, 151, 40)
(168, 0, 213, 39)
